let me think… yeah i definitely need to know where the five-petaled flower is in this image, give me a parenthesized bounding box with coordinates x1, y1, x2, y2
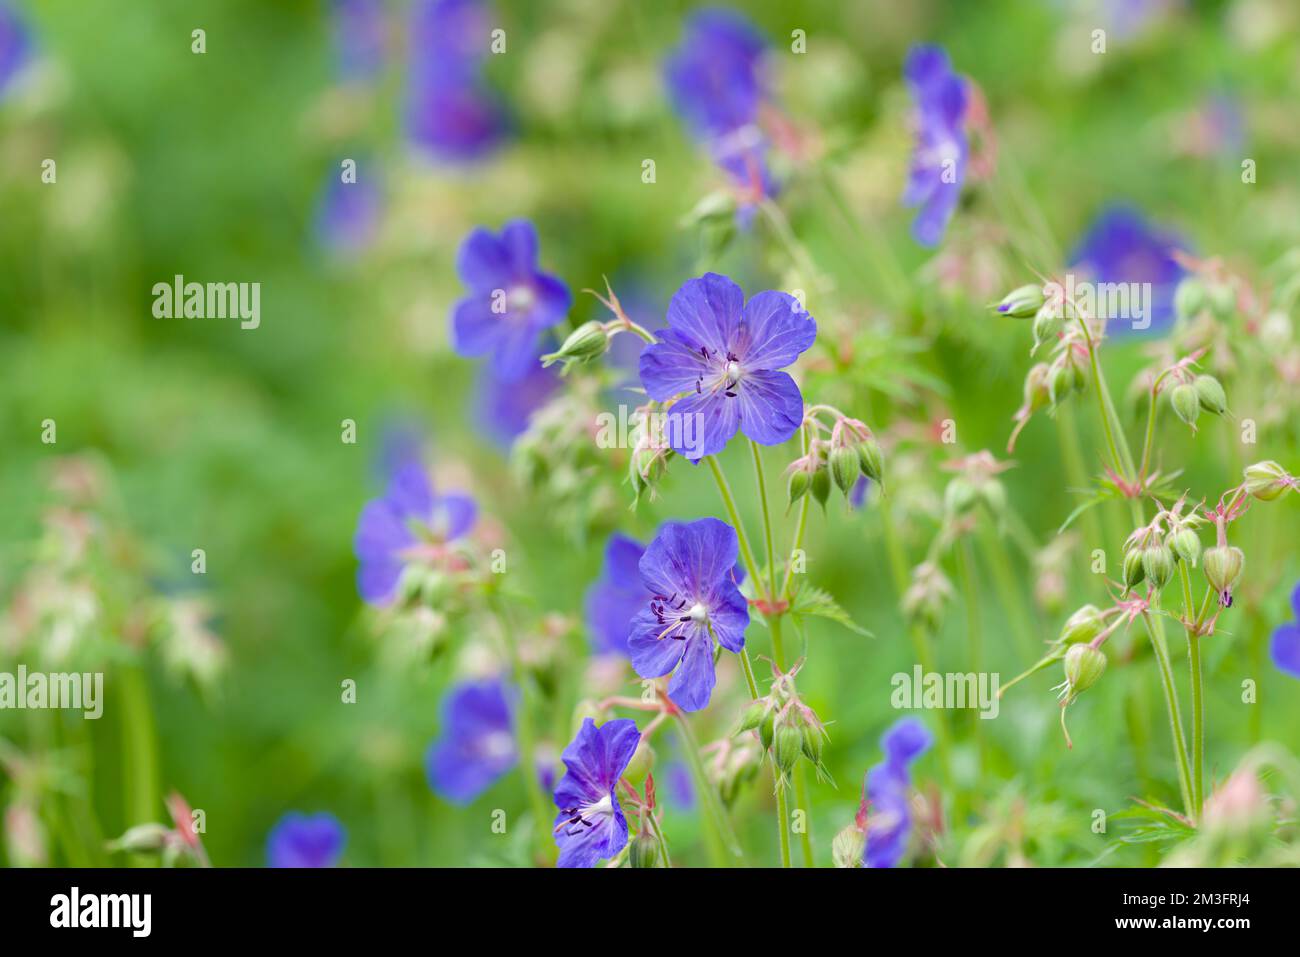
(426, 678, 518, 803)
(902, 44, 968, 248)
(353, 445, 476, 605)
(627, 518, 749, 711)
(585, 533, 650, 657)
(552, 717, 640, 867)
(451, 219, 572, 382)
(863, 717, 931, 868)
(0, 1, 30, 97)
(1270, 582, 1300, 680)
(639, 273, 816, 461)
(266, 812, 346, 868)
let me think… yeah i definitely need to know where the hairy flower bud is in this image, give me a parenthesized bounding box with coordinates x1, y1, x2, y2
(759, 708, 776, 753)
(830, 445, 858, 496)
(1170, 383, 1200, 428)
(1174, 276, 1207, 321)
(994, 284, 1046, 319)
(1243, 460, 1293, 501)
(624, 737, 656, 783)
(1142, 544, 1176, 590)
(1207, 281, 1236, 320)
(1203, 544, 1244, 606)
(810, 462, 831, 508)
(1193, 375, 1227, 416)
(832, 823, 865, 868)
(858, 438, 885, 484)
(1063, 643, 1106, 700)
(787, 466, 810, 510)
(1032, 306, 1064, 350)
(628, 828, 660, 868)
(799, 718, 824, 765)
(1060, 604, 1105, 645)
(107, 823, 173, 855)
(737, 698, 771, 735)
(542, 320, 609, 370)
(1122, 548, 1145, 594)
(1171, 527, 1202, 567)
(944, 476, 977, 517)
(773, 723, 803, 777)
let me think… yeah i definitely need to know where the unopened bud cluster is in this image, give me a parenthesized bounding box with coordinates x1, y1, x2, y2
(788, 414, 883, 509)
(736, 691, 830, 789)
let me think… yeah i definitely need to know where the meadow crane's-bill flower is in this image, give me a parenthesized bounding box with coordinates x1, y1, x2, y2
(426, 678, 518, 803)
(552, 717, 640, 867)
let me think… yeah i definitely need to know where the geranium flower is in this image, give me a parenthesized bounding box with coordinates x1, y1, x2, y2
(266, 812, 346, 868)
(315, 162, 380, 255)
(0, 1, 31, 96)
(638, 273, 816, 461)
(450, 219, 571, 382)
(552, 718, 640, 868)
(863, 717, 931, 868)
(353, 446, 476, 605)
(1270, 582, 1300, 680)
(902, 44, 968, 247)
(1069, 205, 1186, 334)
(626, 518, 749, 712)
(475, 353, 561, 446)
(330, 0, 386, 81)
(426, 678, 517, 803)
(585, 533, 650, 657)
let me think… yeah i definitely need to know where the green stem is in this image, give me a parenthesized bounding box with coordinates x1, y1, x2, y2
(748, 439, 780, 605)
(706, 455, 762, 587)
(119, 665, 159, 867)
(672, 712, 742, 865)
(644, 809, 673, 868)
(781, 424, 813, 599)
(775, 781, 792, 868)
(1178, 561, 1205, 820)
(1142, 610, 1194, 819)
(791, 765, 815, 868)
(977, 522, 1037, 660)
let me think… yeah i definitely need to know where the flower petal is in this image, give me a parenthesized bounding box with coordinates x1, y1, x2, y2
(455, 226, 510, 291)
(1271, 623, 1300, 680)
(639, 330, 712, 401)
(667, 632, 717, 711)
(433, 493, 477, 540)
(735, 369, 804, 446)
(451, 295, 501, 358)
(499, 219, 538, 274)
(627, 607, 688, 678)
(385, 460, 434, 519)
(734, 290, 816, 369)
(664, 390, 741, 460)
(707, 581, 749, 653)
(663, 272, 744, 355)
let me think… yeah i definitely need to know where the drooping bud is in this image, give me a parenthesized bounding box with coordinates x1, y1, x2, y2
(737, 698, 771, 735)
(858, 438, 885, 484)
(1207, 281, 1236, 320)
(830, 445, 859, 496)
(1170, 383, 1200, 429)
(1122, 548, 1146, 594)
(106, 823, 173, 855)
(810, 462, 831, 509)
(1059, 604, 1105, 645)
(1142, 544, 1176, 590)
(1032, 306, 1065, 350)
(799, 716, 824, 765)
(773, 723, 803, 778)
(759, 708, 776, 753)
(1062, 643, 1107, 701)
(1174, 276, 1207, 321)
(786, 466, 810, 510)
(628, 828, 661, 868)
(994, 284, 1046, 319)
(832, 823, 865, 868)
(1171, 527, 1202, 567)
(1243, 460, 1294, 501)
(1193, 375, 1227, 416)
(541, 320, 609, 370)
(944, 477, 977, 517)
(1203, 544, 1244, 606)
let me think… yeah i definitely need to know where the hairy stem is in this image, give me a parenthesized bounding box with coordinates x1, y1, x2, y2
(672, 711, 743, 865)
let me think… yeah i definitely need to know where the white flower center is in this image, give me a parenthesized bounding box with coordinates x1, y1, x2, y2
(579, 794, 614, 824)
(479, 730, 514, 761)
(687, 602, 708, 623)
(507, 284, 535, 313)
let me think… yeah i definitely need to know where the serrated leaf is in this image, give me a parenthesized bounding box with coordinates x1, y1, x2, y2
(789, 585, 873, 637)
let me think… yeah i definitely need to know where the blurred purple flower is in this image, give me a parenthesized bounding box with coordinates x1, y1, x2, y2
(850, 476, 871, 510)
(353, 445, 475, 604)
(475, 351, 561, 445)
(1270, 582, 1300, 680)
(585, 533, 648, 657)
(315, 163, 380, 254)
(0, 1, 31, 96)
(627, 518, 748, 712)
(864, 717, 931, 868)
(902, 44, 968, 247)
(639, 273, 816, 461)
(451, 219, 571, 382)
(426, 678, 517, 803)
(406, 0, 508, 162)
(1069, 205, 1186, 334)
(552, 718, 639, 867)
(331, 0, 386, 80)
(266, 812, 346, 868)
(664, 761, 696, 811)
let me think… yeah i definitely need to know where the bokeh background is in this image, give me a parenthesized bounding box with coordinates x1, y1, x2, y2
(1, 0, 1298, 867)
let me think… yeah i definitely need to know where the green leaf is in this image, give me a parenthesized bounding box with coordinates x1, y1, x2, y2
(789, 585, 873, 637)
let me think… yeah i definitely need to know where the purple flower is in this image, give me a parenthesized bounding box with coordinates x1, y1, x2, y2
(585, 533, 649, 657)
(552, 717, 640, 867)
(353, 445, 476, 605)
(639, 273, 815, 461)
(1069, 205, 1187, 334)
(406, 0, 508, 162)
(1270, 582, 1300, 680)
(0, 1, 31, 96)
(451, 220, 571, 382)
(475, 352, 561, 445)
(850, 476, 871, 510)
(902, 44, 968, 247)
(266, 812, 346, 868)
(331, 0, 386, 80)
(864, 717, 931, 868)
(627, 518, 749, 712)
(426, 678, 517, 803)
(315, 163, 380, 255)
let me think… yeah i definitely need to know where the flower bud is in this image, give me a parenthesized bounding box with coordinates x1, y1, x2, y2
(787, 467, 810, 510)
(810, 462, 831, 508)
(1122, 548, 1145, 594)
(1203, 545, 1244, 606)
(1059, 604, 1105, 645)
(1243, 460, 1293, 501)
(980, 478, 1007, 517)
(571, 699, 604, 731)
(628, 828, 660, 868)
(944, 477, 977, 517)
(107, 823, 173, 855)
(1032, 306, 1064, 350)
(799, 719, 824, 765)
(1169, 382, 1200, 429)
(737, 698, 770, 734)
(830, 445, 858, 496)
(1207, 281, 1236, 320)
(994, 284, 1046, 319)
(1171, 527, 1202, 567)
(759, 708, 776, 753)
(858, 438, 884, 484)
(1063, 643, 1106, 700)
(1023, 363, 1052, 413)
(542, 320, 609, 369)
(1142, 544, 1175, 590)
(623, 737, 656, 783)
(1193, 375, 1227, 416)
(1174, 277, 1207, 321)
(773, 723, 803, 777)
(832, 824, 865, 868)
(1049, 361, 1083, 404)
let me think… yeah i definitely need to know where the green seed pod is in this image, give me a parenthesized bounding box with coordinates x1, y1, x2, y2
(1207, 282, 1236, 320)
(994, 284, 1046, 319)
(1171, 527, 1202, 567)
(1203, 545, 1244, 594)
(980, 478, 1007, 517)
(830, 445, 859, 495)
(1170, 383, 1201, 428)
(1193, 375, 1227, 416)
(759, 708, 776, 753)
(944, 477, 977, 517)
(858, 438, 885, 484)
(628, 829, 660, 868)
(737, 699, 770, 734)
(1122, 548, 1146, 594)
(623, 738, 656, 783)
(799, 720, 824, 764)
(542, 320, 609, 368)
(787, 468, 810, 509)
(810, 464, 831, 508)
(1142, 544, 1176, 590)
(1243, 460, 1292, 501)
(1059, 604, 1105, 645)
(832, 824, 865, 868)
(1063, 643, 1107, 698)
(773, 724, 803, 776)
(1174, 277, 1207, 321)
(1032, 305, 1064, 349)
